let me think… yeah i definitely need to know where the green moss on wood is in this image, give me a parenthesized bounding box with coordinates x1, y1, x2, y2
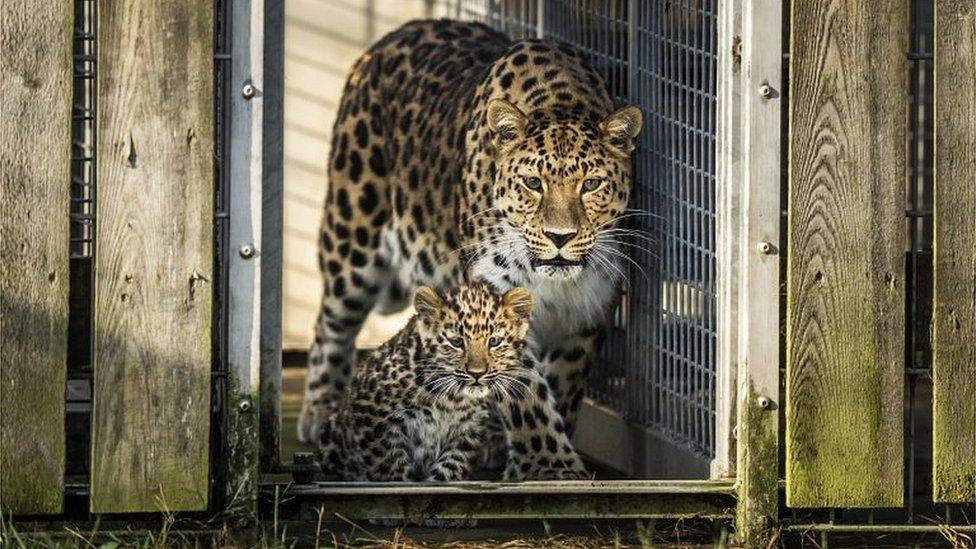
(225, 375, 260, 524)
(737, 383, 779, 547)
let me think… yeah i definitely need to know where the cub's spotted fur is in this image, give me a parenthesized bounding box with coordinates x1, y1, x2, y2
(302, 19, 642, 478)
(318, 283, 586, 481)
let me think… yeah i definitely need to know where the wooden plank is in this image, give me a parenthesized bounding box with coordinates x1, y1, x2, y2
(786, 0, 907, 508)
(933, 0, 976, 504)
(735, 0, 782, 543)
(0, 1, 72, 515)
(91, 0, 214, 513)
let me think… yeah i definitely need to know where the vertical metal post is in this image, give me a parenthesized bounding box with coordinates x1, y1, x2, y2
(225, 0, 265, 522)
(714, 0, 742, 480)
(536, 0, 544, 37)
(260, 0, 284, 474)
(735, 0, 782, 544)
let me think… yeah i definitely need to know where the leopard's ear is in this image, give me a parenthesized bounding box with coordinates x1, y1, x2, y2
(502, 287, 533, 319)
(599, 105, 643, 156)
(486, 99, 528, 151)
(414, 286, 445, 318)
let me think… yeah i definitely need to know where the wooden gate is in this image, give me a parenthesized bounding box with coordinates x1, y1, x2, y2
(786, 0, 975, 508)
(2, 1, 215, 514)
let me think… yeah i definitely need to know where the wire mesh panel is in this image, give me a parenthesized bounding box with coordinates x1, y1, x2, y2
(436, 0, 721, 461)
(628, 1, 717, 459)
(545, 0, 718, 459)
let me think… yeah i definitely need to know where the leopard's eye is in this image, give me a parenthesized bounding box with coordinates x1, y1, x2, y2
(488, 336, 502, 348)
(582, 178, 605, 192)
(521, 176, 543, 192)
(447, 336, 465, 349)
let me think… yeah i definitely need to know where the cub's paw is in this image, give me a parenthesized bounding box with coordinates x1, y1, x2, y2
(477, 437, 508, 471)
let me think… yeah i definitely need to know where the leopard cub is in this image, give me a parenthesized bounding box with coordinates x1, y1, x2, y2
(318, 282, 586, 481)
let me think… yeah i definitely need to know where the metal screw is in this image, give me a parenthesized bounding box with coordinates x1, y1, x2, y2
(759, 84, 772, 98)
(241, 83, 256, 99)
(239, 398, 253, 413)
(239, 244, 255, 259)
(757, 241, 774, 254)
(757, 396, 771, 410)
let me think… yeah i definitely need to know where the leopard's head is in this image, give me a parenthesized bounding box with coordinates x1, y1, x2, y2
(413, 282, 533, 399)
(487, 99, 642, 279)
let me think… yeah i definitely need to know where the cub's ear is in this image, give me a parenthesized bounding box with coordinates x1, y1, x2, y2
(502, 287, 533, 319)
(414, 286, 445, 318)
(486, 99, 528, 151)
(599, 105, 643, 155)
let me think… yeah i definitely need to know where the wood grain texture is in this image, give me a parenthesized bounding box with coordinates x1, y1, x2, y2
(0, 1, 72, 515)
(786, 0, 907, 508)
(91, 0, 214, 513)
(933, 0, 976, 504)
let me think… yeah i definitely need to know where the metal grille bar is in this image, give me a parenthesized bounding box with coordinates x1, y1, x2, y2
(65, 0, 97, 482)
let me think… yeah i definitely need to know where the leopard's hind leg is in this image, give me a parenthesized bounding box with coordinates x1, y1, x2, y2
(298, 203, 392, 443)
(298, 109, 394, 443)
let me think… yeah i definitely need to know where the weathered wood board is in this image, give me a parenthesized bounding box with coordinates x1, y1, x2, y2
(0, 1, 72, 515)
(91, 1, 214, 512)
(933, 0, 976, 504)
(786, 0, 907, 508)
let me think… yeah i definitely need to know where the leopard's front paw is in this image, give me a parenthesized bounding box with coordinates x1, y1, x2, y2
(297, 401, 327, 444)
(552, 466, 591, 480)
(533, 464, 590, 480)
(504, 459, 590, 481)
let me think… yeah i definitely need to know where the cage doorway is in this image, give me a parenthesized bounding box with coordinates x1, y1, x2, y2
(279, 0, 726, 481)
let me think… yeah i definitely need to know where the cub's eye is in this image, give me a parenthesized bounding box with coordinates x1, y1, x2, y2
(446, 336, 465, 349)
(521, 176, 543, 192)
(582, 178, 605, 192)
(488, 336, 502, 348)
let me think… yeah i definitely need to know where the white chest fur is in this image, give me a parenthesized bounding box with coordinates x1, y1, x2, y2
(470, 253, 620, 350)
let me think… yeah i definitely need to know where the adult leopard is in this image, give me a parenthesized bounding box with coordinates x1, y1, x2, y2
(300, 19, 642, 477)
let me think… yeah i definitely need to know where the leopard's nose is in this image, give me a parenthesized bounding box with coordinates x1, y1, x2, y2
(466, 358, 488, 380)
(543, 229, 577, 249)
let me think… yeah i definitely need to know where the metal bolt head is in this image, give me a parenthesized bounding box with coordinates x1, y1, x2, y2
(759, 84, 772, 98)
(239, 244, 255, 259)
(238, 398, 253, 413)
(241, 83, 256, 99)
(757, 241, 773, 254)
(757, 396, 771, 410)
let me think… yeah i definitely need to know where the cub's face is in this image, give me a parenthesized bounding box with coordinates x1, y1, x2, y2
(487, 100, 643, 279)
(413, 283, 533, 399)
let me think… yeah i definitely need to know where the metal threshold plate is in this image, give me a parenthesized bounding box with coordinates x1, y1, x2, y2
(263, 480, 736, 520)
